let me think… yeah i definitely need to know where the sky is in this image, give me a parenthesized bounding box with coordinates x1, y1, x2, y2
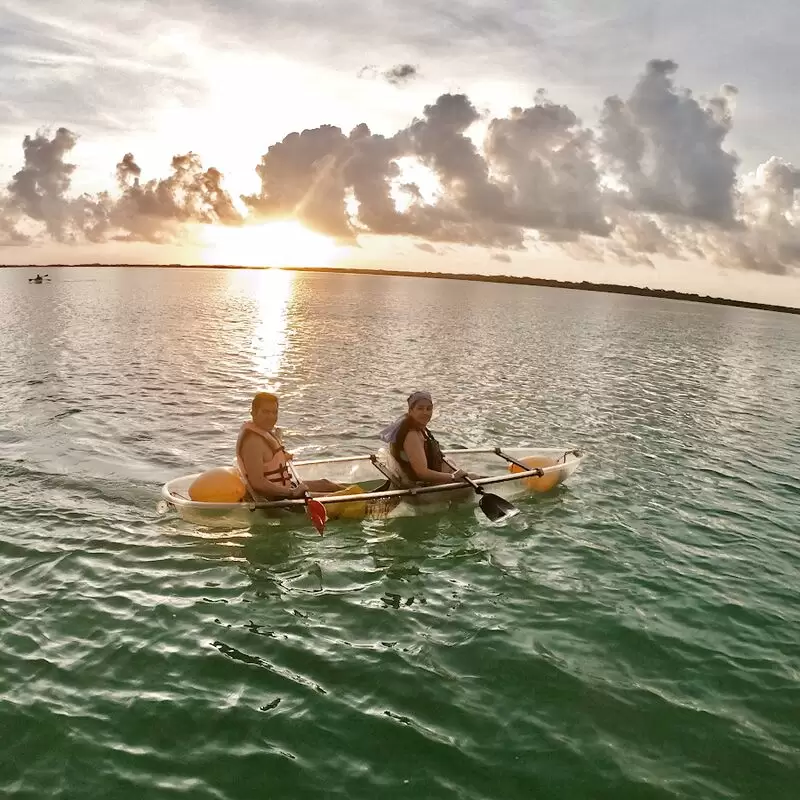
(1, 0, 799, 306)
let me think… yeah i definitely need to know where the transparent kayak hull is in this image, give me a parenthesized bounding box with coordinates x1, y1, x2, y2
(160, 446, 585, 528)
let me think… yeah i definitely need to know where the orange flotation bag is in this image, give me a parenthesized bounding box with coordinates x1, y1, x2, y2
(325, 484, 367, 519)
(508, 456, 563, 493)
(188, 467, 248, 503)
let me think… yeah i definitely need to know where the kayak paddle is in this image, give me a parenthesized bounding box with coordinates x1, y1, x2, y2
(441, 456, 519, 522)
(287, 461, 327, 535)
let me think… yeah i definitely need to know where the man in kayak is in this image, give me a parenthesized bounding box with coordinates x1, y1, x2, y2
(236, 392, 345, 500)
(378, 391, 469, 487)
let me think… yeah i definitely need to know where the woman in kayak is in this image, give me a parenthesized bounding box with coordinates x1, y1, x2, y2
(379, 391, 468, 486)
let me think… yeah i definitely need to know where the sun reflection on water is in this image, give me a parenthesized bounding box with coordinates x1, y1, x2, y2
(244, 268, 295, 383)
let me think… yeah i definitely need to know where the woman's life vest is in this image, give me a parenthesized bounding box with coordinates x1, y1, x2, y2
(377, 417, 445, 487)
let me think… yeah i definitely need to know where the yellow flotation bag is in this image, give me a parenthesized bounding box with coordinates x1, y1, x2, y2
(188, 467, 248, 503)
(325, 484, 367, 519)
(508, 456, 563, 493)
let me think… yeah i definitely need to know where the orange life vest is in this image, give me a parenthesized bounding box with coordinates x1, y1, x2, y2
(235, 422, 294, 493)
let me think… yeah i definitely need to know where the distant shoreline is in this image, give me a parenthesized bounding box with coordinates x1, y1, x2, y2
(6, 262, 800, 316)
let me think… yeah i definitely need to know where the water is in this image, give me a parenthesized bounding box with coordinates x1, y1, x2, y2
(1, 266, 798, 799)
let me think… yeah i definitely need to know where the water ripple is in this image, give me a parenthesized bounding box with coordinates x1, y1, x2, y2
(0, 268, 798, 799)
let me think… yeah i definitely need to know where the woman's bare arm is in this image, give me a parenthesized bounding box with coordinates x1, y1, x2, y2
(402, 431, 462, 484)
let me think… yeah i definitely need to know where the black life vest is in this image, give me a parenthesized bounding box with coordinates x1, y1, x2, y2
(390, 417, 445, 481)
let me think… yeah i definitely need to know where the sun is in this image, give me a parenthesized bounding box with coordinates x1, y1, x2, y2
(201, 219, 340, 267)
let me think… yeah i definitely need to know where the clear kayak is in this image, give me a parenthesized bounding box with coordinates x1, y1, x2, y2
(160, 446, 585, 528)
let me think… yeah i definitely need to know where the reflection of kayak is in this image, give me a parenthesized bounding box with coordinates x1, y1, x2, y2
(160, 447, 585, 527)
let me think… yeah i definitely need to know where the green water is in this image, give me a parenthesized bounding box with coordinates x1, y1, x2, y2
(1, 266, 798, 799)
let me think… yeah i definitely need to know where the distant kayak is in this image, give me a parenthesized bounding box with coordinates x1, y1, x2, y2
(160, 446, 585, 527)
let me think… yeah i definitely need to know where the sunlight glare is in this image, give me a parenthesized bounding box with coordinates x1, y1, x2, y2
(202, 220, 340, 267)
(390, 157, 443, 213)
(236, 268, 295, 381)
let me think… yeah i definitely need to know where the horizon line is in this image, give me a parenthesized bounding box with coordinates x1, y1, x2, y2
(5, 263, 799, 316)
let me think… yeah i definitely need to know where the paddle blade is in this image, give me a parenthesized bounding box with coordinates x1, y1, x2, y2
(479, 492, 519, 522)
(306, 498, 328, 535)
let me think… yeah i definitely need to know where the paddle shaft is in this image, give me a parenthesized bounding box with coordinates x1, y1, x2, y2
(368, 454, 396, 485)
(493, 449, 545, 476)
(440, 456, 485, 494)
(494, 447, 581, 472)
(286, 460, 304, 495)
(370, 450, 481, 493)
(286, 460, 318, 504)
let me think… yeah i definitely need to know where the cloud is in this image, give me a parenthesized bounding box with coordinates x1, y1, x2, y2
(599, 59, 739, 225)
(491, 252, 511, 263)
(0, 129, 242, 245)
(1, 59, 799, 275)
(712, 156, 800, 274)
(6, 126, 77, 241)
(585, 60, 798, 273)
(484, 91, 610, 238)
(415, 242, 437, 253)
(109, 152, 242, 242)
(384, 64, 418, 85)
(243, 95, 522, 248)
(0, 215, 31, 246)
(359, 63, 419, 86)
(242, 124, 353, 240)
